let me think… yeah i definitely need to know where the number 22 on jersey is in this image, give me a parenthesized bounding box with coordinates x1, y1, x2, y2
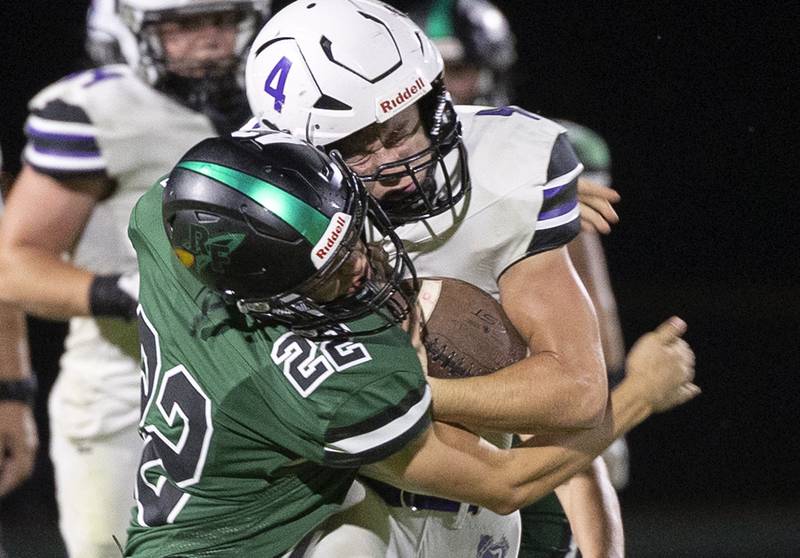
(133, 308, 213, 527)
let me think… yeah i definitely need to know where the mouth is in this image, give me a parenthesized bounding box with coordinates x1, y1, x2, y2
(344, 260, 367, 295)
(381, 182, 417, 203)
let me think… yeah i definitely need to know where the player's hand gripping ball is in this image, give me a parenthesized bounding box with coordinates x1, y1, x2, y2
(402, 278, 528, 378)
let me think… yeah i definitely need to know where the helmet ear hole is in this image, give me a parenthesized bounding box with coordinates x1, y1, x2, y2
(195, 211, 220, 224)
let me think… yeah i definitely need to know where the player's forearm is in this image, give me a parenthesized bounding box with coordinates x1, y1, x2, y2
(428, 350, 607, 433)
(554, 458, 624, 558)
(0, 302, 32, 381)
(567, 232, 626, 372)
(503, 379, 652, 510)
(0, 247, 93, 319)
(486, 247, 609, 432)
(370, 379, 651, 516)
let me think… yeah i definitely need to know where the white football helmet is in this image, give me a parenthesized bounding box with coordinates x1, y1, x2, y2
(85, 0, 140, 66)
(245, 0, 470, 224)
(117, 0, 271, 128)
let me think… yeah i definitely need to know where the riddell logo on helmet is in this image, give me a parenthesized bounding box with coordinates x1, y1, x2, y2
(311, 213, 352, 269)
(378, 77, 431, 116)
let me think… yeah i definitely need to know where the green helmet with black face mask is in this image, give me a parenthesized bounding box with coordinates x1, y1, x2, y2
(162, 131, 416, 338)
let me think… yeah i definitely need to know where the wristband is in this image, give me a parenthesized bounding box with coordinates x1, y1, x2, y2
(0, 377, 37, 405)
(89, 274, 138, 320)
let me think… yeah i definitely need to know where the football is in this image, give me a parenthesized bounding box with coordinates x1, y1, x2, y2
(402, 277, 528, 379)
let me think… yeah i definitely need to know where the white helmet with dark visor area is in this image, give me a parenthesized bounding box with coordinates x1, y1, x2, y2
(118, 0, 271, 130)
(245, 0, 470, 225)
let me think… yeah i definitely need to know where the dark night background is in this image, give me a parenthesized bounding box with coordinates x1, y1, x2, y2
(1, 2, 798, 556)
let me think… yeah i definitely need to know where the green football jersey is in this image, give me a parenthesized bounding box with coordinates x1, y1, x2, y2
(124, 182, 431, 557)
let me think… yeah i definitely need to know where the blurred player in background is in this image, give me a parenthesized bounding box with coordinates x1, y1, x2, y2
(394, 1, 629, 555)
(0, 148, 38, 558)
(0, 1, 270, 555)
(124, 131, 696, 557)
(0, 305, 35, 558)
(244, 1, 635, 556)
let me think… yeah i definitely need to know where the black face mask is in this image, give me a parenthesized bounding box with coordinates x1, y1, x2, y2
(346, 86, 472, 226)
(158, 70, 251, 136)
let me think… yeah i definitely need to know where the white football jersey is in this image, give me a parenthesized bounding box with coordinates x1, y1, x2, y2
(387, 106, 583, 453)
(396, 105, 583, 299)
(23, 64, 219, 438)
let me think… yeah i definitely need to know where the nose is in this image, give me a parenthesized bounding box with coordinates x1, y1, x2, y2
(370, 149, 417, 188)
(192, 26, 227, 54)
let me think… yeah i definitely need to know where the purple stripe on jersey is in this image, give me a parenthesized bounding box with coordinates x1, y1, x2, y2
(538, 200, 578, 221)
(25, 123, 96, 142)
(29, 144, 102, 159)
(83, 68, 124, 87)
(543, 183, 568, 199)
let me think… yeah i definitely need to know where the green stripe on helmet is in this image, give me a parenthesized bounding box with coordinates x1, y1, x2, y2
(177, 160, 330, 244)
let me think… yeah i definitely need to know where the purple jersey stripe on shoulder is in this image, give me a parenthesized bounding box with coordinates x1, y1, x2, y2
(25, 123, 96, 142)
(538, 199, 578, 221)
(543, 183, 569, 199)
(29, 145, 102, 159)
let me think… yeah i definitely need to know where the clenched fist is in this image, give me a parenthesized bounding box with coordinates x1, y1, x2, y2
(625, 316, 699, 413)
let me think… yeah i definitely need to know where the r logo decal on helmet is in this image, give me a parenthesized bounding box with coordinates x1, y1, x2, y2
(175, 224, 246, 275)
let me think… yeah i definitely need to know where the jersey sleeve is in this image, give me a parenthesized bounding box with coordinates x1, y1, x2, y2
(22, 97, 108, 179)
(322, 372, 432, 468)
(527, 132, 583, 256)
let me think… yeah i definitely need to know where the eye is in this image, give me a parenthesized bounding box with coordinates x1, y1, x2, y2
(345, 153, 373, 171)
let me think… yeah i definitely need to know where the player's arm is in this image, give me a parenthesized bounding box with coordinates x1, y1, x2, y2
(0, 166, 110, 319)
(366, 318, 697, 513)
(526, 236, 626, 556)
(567, 226, 625, 378)
(504, 238, 626, 558)
(569, 181, 631, 497)
(0, 95, 137, 321)
(429, 134, 608, 432)
(571, 139, 625, 380)
(554, 458, 623, 558)
(0, 300, 38, 496)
